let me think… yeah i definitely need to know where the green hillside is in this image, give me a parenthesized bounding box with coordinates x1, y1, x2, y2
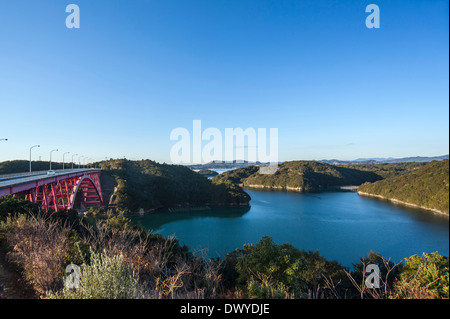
(358, 160, 449, 215)
(214, 161, 385, 192)
(101, 159, 250, 213)
(0, 160, 68, 174)
(343, 162, 427, 179)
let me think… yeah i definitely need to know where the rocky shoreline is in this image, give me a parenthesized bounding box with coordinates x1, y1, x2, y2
(358, 191, 449, 217)
(244, 184, 303, 192)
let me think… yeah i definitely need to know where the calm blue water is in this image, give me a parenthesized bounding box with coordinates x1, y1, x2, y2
(130, 190, 449, 267)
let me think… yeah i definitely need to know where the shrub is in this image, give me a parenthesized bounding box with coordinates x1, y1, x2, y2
(396, 252, 449, 299)
(246, 275, 292, 299)
(0, 196, 40, 221)
(0, 213, 70, 295)
(228, 236, 308, 298)
(391, 277, 437, 299)
(48, 250, 145, 299)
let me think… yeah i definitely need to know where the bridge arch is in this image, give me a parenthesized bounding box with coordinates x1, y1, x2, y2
(69, 174, 103, 210)
(0, 169, 104, 212)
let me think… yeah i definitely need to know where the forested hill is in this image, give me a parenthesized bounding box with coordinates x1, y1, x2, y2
(0, 160, 67, 174)
(101, 159, 250, 213)
(0, 159, 251, 213)
(358, 160, 449, 215)
(214, 161, 404, 192)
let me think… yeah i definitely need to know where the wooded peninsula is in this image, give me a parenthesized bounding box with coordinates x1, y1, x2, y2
(358, 159, 449, 215)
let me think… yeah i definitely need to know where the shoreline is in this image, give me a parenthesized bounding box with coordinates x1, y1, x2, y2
(357, 191, 449, 217)
(126, 202, 250, 216)
(244, 184, 303, 192)
(243, 184, 359, 193)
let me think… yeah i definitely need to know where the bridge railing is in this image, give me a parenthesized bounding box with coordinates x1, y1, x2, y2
(0, 169, 99, 181)
(0, 171, 48, 180)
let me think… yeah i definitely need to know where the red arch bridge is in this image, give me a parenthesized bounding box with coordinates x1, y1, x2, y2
(0, 169, 103, 212)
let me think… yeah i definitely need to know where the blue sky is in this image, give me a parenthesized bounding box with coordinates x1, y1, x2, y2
(0, 0, 448, 164)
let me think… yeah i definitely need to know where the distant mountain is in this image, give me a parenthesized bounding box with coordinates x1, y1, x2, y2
(187, 155, 449, 169)
(319, 159, 378, 165)
(187, 160, 268, 170)
(354, 157, 395, 162)
(381, 155, 449, 163)
(320, 155, 449, 165)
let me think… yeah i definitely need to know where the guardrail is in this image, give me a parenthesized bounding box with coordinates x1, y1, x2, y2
(0, 168, 99, 181)
(0, 170, 48, 180)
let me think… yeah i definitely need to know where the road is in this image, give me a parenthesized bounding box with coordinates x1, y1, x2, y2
(0, 169, 97, 189)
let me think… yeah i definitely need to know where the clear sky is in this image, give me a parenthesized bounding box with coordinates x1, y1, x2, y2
(0, 0, 448, 164)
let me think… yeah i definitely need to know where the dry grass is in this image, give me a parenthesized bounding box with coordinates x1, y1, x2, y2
(1, 213, 70, 295)
(3, 212, 442, 300)
(3, 216, 221, 299)
(391, 278, 437, 299)
(83, 221, 223, 299)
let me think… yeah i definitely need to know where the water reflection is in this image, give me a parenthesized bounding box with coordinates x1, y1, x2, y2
(129, 191, 448, 267)
(131, 206, 250, 232)
(359, 194, 449, 223)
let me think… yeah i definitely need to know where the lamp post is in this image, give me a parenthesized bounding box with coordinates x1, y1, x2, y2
(0, 139, 7, 141)
(72, 154, 78, 169)
(79, 156, 84, 169)
(49, 149, 58, 171)
(29, 145, 40, 173)
(62, 152, 70, 170)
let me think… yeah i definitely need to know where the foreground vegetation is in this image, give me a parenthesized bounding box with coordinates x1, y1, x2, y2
(359, 160, 449, 215)
(0, 197, 448, 299)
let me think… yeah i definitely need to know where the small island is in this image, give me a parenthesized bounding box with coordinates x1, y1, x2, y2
(197, 169, 219, 178)
(212, 161, 426, 193)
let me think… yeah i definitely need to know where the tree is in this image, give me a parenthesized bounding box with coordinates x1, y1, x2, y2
(396, 252, 449, 299)
(47, 250, 145, 299)
(229, 236, 308, 298)
(0, 196, 40, 220)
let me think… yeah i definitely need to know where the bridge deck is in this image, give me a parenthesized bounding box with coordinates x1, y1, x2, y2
(0, 169, 101, 197)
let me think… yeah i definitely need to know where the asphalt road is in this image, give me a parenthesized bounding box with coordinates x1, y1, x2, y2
(0, 169, 97, 189)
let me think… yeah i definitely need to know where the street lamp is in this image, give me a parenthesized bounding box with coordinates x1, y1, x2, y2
(62, 152, 70, 170)
(0, 139, 7, 141)
(72, 154, 78, 169)
(79, 156, 84, 169)
(49, 149, 58, 170)
(29, 145, 40, 173)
